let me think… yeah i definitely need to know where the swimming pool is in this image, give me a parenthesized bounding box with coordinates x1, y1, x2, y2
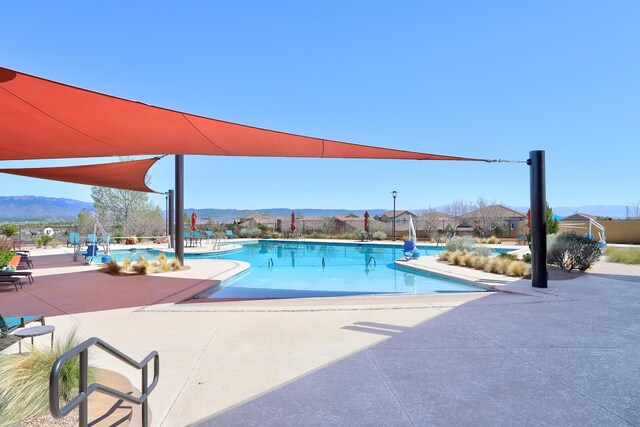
(110, 241, 498, 299)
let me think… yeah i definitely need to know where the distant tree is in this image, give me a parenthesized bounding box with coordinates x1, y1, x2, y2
(417, 208, 441, 240)
(444, 199, 472, 235)
(630, 200, 640, 219)
(471, 197, 505, 238)
(91, 187, 164, 237)
(76, 209, 94, 234)
(1, 224, 18, 239)
(546, 204, 559, 235)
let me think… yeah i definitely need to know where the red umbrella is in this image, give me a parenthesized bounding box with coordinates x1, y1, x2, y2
(191, 211, 197, 231)
(291, 212, 296, 232)
(527, 209, 531, 228)
(364, 211, 370, 233)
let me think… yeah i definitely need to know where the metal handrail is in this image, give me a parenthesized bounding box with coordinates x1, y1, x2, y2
(49, 337, 159, 427)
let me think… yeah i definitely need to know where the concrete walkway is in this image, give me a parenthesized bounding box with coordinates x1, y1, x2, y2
(3, 247, 639, 426)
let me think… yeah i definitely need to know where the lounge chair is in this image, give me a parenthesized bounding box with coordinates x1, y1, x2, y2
(1, 256, 33, 284)
(0, 276, 22, 291)
(204, 230, 215, 242)
(15, 251, 34, 269)
(86, 233, 98, 247)
(403, 240, 416, 261)
(225, 229, 237, 239)
(0, 313, 45, 337)
(183, 231, 196, 247)
(191, 231, 205, 246)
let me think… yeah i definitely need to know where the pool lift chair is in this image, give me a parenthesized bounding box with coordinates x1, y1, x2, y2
(403, 240, 417, 261)
(558, 217, 607, 248)
(82, 213, 111, 264)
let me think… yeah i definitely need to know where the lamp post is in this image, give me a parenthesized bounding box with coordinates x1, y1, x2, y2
(392, 191, 397, 241)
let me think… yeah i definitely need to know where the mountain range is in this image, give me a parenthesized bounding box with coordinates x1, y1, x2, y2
(0, 196, 635, 222)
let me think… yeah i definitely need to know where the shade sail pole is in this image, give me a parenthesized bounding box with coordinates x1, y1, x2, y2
(168, 189, 175, 249)
(529, 150, 547, 288)
(175, 155, 184, 265)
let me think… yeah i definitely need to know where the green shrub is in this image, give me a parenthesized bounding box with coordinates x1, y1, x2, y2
(372, 231, 387, 241)
(0, 248, 15, 268)
(0, 327, 96, 425)
(446, 236, 476, 252)
(35, 234, 53, 247)
(247, 228, 261, 238)
(0, 224, 18, 238)
(522, 253, 532, 263)
(498, 252, 517, 261)
(605, 247, 640, 264)
(547, 232, 601, 271)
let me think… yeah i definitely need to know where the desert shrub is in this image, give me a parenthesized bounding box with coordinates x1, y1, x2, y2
(0, 248, 15, 268)
(522, 253, 532, 263)
(506, 261, 530, 277)
(450, 250, 465, 265)
(133, 255, 148, 275)
(462, 252, 476, 267)
(169, 258, 181, 271)
(487, 236, 501, 244)
(605, 247, 640, 264)
(121, 257, 132, 270)
(472, 255, 489, 270)
(547, 232, 601, 271)
(372, 231, 387, 241)
(247, 228, 261, 238)
(238, 228, 249, 238)
(35, 234, 53, 247)
(446, 236, 476, 252)
(438, 250, 450, 261)
(105, 260, 121, 274)
(498, 252, 517, 261)
(471, 246, 493, 257)
(546, 233, 559, 251)
(0, 328, 96, 425)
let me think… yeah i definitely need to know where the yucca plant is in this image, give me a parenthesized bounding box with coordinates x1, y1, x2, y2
(121, 257, 132, 271)
(0, 327, 95, 425)
(169, 258, 182, 271)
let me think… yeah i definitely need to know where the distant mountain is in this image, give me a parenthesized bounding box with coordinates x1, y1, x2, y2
(0, 196, 93, 221)
(190, 208, 386, 222)
(509, 205, 630, 219)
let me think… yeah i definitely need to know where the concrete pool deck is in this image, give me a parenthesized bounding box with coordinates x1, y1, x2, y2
(1, 244, 639, 426)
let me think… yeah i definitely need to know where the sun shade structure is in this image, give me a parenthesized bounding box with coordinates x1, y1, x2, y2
(0, 157, 160, 193)
(0, 67, 487, 162)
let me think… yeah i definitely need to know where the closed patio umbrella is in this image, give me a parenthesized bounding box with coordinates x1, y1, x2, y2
(364, 211, 370, 233)
(291, 212, 296, 232)
(191, 211, 197, 231)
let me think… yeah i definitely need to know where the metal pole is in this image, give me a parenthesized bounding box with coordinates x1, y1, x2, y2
(392, 191, 397, 241)
(175, 156, 184, 265)
(529, 150, 548, 288)
(79, 349, 88, 427)
(168, 190, 175, 249)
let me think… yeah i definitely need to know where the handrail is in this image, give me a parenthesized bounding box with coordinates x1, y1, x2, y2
(49, 337, 159, 427)
(368, 256, 377, 267)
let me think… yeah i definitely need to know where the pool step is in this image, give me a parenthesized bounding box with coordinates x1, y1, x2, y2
(88, 368, 151, 427)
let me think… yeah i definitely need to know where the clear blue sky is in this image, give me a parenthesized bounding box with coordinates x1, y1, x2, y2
(1, 1, 638, 212)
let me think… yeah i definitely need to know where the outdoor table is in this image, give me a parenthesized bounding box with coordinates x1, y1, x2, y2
(14, 325, 55, 353)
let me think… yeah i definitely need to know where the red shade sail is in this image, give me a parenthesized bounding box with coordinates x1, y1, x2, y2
(0, 67, 488, 162)
(0, 157, 159, 192)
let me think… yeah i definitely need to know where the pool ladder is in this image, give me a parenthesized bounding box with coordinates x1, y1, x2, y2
(367, 256, 377, 267)
(322, 257, 326, 268)
(268, 258, 274, 269)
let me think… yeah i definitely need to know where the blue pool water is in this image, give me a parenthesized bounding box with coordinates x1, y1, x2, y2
(110, 241, 500, 299)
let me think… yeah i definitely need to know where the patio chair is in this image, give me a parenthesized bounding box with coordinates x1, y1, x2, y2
(86, 233, 98, 247)
(403, 240, 416, 261)
(0, 313, 45, 337)
(204, 230, 215, 242)
(225, 229, 237, 239)
(67, 232, 80, 247)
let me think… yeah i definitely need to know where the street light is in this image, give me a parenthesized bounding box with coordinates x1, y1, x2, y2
(392, 190, 398, 241)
